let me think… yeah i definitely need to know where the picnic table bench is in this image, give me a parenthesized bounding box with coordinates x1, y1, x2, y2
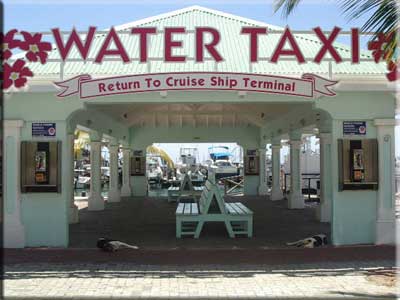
(168, 173, 204, 203)
(175, 180, 253, 238)
(167, 186, 181, 202)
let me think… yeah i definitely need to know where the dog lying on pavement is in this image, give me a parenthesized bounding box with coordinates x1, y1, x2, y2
(286, 234, 328, 248)
(97, 238, 139, 252)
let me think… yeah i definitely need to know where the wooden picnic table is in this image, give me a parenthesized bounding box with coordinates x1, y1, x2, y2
(168, 173, 204, 203)
(175, 180, 253, 238)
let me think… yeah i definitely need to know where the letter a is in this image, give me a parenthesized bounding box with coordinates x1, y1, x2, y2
(270, 27, 305, 63)
(95, 27, 130, 63)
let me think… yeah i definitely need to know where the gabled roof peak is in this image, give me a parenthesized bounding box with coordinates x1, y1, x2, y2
(115, 5, 282, 31)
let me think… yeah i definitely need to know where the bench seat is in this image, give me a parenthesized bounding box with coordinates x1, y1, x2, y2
(167, 186, 181, 202)
(176, 202, 199, 216)
(168, 185, 204, 203)
(175, 203, 199, 236)
(225, 202, 253, 236)
(225, 202, 253, 215)
(175, 199, 253, 238)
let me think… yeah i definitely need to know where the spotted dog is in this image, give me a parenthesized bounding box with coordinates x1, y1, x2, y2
(286, 234, 328, 248)
(97, 238, 139, 252)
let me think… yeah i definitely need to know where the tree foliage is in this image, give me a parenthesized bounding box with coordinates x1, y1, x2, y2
(274, 0, 398, 63)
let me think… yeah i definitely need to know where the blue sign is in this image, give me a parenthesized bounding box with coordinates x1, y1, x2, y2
(32, 123, 56, 137)
(343, 121, 366, 136)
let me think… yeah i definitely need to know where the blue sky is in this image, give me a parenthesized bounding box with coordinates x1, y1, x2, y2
(4, 1, 374, 48)
(4, 0, 399, 159)
(5, 1, 373, 32)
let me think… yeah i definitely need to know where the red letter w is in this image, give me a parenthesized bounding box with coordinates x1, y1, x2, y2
(52, 27, 97, 61)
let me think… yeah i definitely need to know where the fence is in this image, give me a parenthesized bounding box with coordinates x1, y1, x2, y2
(283, 173, 320, 201)
(220, 175, 244, 196)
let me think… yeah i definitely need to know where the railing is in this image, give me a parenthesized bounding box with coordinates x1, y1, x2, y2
(284, 172, 320, 201)
(220, 175, 244, 196)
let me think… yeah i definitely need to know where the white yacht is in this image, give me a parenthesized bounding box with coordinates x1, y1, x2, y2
(207, 146, 239, 180)
(176, 147, 206, 184)
(212, 160, 239, 179)
(146, 155, 164, 185)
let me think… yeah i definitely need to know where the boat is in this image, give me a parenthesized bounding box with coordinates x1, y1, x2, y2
(74, 164, 110, 189)
(208, 146, 239, 180)
(75, 173, 91, 189)
(176, 147, 206, 185)
(212, 160, 240, 179)
(146, 155, 164, 187)
(208, 146, 232, 161)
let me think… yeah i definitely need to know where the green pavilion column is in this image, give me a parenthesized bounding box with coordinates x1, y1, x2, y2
(3, 120, 26, 248)
(108, 141, 121, 203)
(374, 119, 396, 244)
(120, 147, 132, 197)
(270, 140, 283, 201)
(88, 131, 104, 211)
(258, 144, 268, 196)
(67, 133, 79, 223)
(288, 131, 304, 209)
(316, 132, 332, 222)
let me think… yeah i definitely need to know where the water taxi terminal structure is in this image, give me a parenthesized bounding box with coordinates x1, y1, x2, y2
(3, 6, 397, 248)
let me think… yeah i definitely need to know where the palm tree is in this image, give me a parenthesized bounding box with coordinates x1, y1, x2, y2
(274, 0, 398, 65)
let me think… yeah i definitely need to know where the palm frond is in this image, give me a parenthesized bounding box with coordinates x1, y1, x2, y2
(273, 0, 302, 18)
(273, 0, 398, 63)
(340, 0, 397, 33)
(339, 0, 398, 62)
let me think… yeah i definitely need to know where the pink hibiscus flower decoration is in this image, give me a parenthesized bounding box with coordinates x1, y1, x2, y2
(1, 29, 20, 61)
(386, 60, 399, 82)
(3, 59, 33, 89)
(368, 32, 394, 63)
(20, 31, 52, 64)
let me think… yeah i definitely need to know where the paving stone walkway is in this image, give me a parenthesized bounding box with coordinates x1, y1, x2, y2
(4, 260, 396, 299)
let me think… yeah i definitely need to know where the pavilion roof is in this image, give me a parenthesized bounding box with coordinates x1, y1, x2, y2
(24, 5, 386, 79)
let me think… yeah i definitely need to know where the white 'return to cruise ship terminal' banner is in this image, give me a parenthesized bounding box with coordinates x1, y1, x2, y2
(55, 72, 338, 99)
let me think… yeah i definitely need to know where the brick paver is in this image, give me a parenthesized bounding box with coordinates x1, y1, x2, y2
(4, 260, 396, 299)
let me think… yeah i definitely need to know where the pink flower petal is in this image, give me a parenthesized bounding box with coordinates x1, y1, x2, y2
(3, 78, 13, 89)
(32, 33, 42, 43)
(3, 49, 12, 60)
(13, 59, 26, 72)
(18, 41, 29, 51)
(4, 29, 18, 42)
(21, 31, 34, 43)
(39, 42, 52, 51)
(3, 62, 12, 75)
(20, 66, 33, 77)
(15, 77, 27, 88)
(37, 52, 48, 64)
(26, 51, 38, 62)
